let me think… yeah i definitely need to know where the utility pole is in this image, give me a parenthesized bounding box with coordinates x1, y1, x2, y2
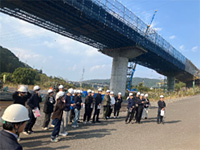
(80, 67, 85, 89)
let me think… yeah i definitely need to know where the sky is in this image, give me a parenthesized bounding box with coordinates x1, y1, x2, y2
(0, 0, 199, 81)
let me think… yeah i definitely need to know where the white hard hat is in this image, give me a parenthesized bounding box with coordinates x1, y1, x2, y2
(145, 94, 148, 97)
(137, 92, 140, 95)
(48, 89, 53, 94)
(106, 90, 110, 93)
(87, 89, 92, 93)
(141, 93, 144, 97)
(110, 91, 114, 95)
(68, 88, 74, 94)
(18, 85, 27, 92)
(80, 90, 83, 93)
(118, 92, 122, 95)
(129, 93, 133, 96)
(77, 90, 81, 94)
(92, 91, 95, 94)
(58, 85, 64, 89)
(56, 91, 65, 100)
(160, 95, 164, 98)
(2, 104, 29, 123)
(33, 85, 40, 91)
(98, 88, 102, 92)
(74, 90, 77, 94)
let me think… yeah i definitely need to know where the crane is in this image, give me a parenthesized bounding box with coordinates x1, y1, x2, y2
(127, 10, 158, 92)
(80, 67, 85, 89)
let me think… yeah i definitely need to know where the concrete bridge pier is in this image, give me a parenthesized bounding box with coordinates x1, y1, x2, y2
(167, 76, 175, 91)
(110, 57, 128, 96)
(100, 46, 147, 96)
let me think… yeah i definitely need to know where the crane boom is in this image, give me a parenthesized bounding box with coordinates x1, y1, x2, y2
(145, 10, 157, 35)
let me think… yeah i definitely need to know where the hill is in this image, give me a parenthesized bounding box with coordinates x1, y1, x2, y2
(0, 46, 29, 73)
(83, 77, 160, 88)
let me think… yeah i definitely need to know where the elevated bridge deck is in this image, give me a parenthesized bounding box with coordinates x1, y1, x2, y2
(0, 0, 199, 84)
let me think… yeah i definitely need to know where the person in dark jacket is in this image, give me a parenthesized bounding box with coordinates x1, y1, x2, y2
(92, 88, 102, 123)
(157, 95, 166, 124)
(103, 90, 111, 119)
(60, 88, 74, 136)
(72, 90, 83, 128)
(125, 93, 135, 124)
(0, 104, 29, 150)
(135, 93, 144, 124)
(51, 91, 66, 142)
(114, 92, 123, 118)
(12, 85, 31, 106)
(83, 89, 93, 124)
(134, 92, 140, 121)
(12, 85, 31, 141)
(42, 89, 55, 130)
(23, 85, 42, 135)
(89, 91, 95, 121)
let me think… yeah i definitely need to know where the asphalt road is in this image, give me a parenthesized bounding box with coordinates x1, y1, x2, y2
(17, 95, 200, 150)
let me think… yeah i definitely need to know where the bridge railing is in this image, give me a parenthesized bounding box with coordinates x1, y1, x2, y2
(63, 0, 186, 65)
(94, 0, 186, 65)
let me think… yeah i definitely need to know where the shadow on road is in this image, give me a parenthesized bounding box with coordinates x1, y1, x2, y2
(21, 139, 70, 150)
(63, 128, 116, 141)
(164, 120, 181, 124)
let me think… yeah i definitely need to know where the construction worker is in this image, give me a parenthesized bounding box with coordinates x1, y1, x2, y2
(60, 88, 74, 136)
(23, 85, 42, 135)
(114, 92, 123, 118)
(0, 104, 29, 150)
(92, 88, 102, 123)
(103, 90, 111, 119)
(125, 93, 135, 124)
(69, 90, 77, 123)
(89, 91, 95, 121)
(12, 85, 31, 106)
(135, 93, 144, 124)
(58, 85, 64, 92)
(108, 91, 115, 118)
(157, 95, 166, 124)
(42, 89, 55, 130)
(142, 94, 150, 119)
(12, 85, 31, 141)
(83, 89, 93, 124)
(51, 91, 66, 142)
(134, 92, 140, 121)
(72, 90, 83, 128)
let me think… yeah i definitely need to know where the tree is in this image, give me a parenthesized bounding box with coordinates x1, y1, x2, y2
(134, 82, 150, 92)
(12, 68, 37, 85)
(175, 81, 186, 91)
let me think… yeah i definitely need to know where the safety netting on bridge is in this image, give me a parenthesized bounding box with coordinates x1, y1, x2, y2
(64, 0, 186, 65)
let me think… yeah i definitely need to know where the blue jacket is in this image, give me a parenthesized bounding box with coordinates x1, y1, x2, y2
(127, 98, 135, 109)
(0, 130, 22, 150)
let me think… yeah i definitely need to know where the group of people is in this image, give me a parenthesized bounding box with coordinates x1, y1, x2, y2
(0, 84, 166, 149)
(125, 92, 166, 124)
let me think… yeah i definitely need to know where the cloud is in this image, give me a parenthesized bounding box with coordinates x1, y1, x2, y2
(191, 46, 198, 52)
(90, 65, 106, 72)
(179, 45, 185, 51)
(72, 64, 77, 71)
(169, 35, 176, 39)
(154, 27, 162, 32)
(11, 47, 41, 61)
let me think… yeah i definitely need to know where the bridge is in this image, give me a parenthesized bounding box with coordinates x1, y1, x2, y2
(0, 0, 199, 95)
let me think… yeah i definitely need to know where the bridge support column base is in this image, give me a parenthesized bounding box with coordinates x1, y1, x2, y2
(110, 57, 128, 96)
(167, 76, 175, 91)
